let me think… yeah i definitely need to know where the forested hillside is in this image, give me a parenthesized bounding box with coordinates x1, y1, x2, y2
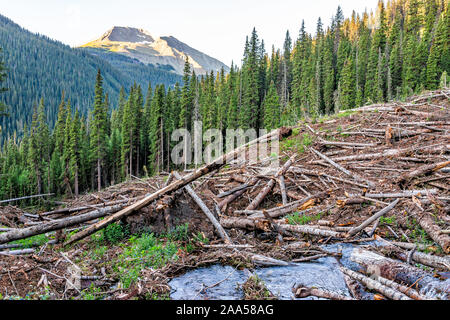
(0, 0, 449, 203)
(0, 14, 181, 143)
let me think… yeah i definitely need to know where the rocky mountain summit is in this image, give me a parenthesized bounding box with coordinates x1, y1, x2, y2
(81, 26, 229, 75)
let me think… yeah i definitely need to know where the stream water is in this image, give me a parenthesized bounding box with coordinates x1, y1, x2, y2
(169, 242, 449, 300)
(170, 243, 362, 300)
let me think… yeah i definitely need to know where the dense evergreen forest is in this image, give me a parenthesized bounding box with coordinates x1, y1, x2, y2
(0, 0, 449, 203)
(0, 14, 182, 144)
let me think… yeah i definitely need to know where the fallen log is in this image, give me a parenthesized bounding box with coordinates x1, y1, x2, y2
(40, 197, 140, 217)
(65, 128, 292, 245)
(173, 172, 231, 244)
(246, 253, 289, 267)
(397, 161, 450, 185)
(348, 189, 438, 199)
(318, 143, 447, 163)
(278, 176, 288, 206)
(0, 248, 35, 256)
(279, 224, 342, 238)
(347, 199, 400, 236)
(0, 193, 54, 204)
(318, 138, 377, 148)
(293, 285, 355, 300)
(310, 148, 375, 188)
(417, 213, 450, 254)
(349, 247, 449, 297)
(340, 266, 412, 300)
(220, 217, 267, 231)
(245, 155, 296, 210)
(336, 198, 367, 207)
(374, 236, 450, 270)
(246, 191, 332, 219)
(0, 205, 124, 245)
(343, 274, 372, 300)
(217, 184, 253, 198)
(290, 167, 370, 188)
(374, 275, 428, 300)
(291, 254, 328, 263)
(218, 177, 259, 211)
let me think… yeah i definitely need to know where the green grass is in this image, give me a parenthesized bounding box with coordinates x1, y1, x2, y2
(286, 212, 323, 225)
(89, 223, 130, 246)
(11, 234, 49, 248)
(379, 216, 396, 226)
(108, 223, 207, 289)
(113, 233, 181, 288)
(336, 110, 357, 118)
(80, 284, 103, 300)
(281, 133, 314, 154)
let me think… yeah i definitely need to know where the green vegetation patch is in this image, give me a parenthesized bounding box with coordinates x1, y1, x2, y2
(286, 212, 323, 225)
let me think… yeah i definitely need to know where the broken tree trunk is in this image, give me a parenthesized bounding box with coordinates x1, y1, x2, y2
(374, 275, 429, 300)
(310, 148, 375, 188)
(340, 266, 412, 300)
(375, 236, 450, 270)
(343, 274, 372, 300)
(318, 143, 447, 163)
(0, 205, 125, 245)
(397, 161, 450, 185)
(0, 193, 54, 204)
(417, 213, 450, 254)
(278, 176, 288, 206)
(293, 285, 355, 300)
(246, 253, 289, 267)
(279, 224, 342, 238)
(247, 191, 332, 219)
(40, 197, 141, 217)
(218, 177, 258, 211)
(172, 172, 231, 244)
(347, 199, 400, 236)
(65, 128, 292, 245)
(220, 217, 268, 231)
(348, 189, 438, 199)
(349, 247, 449, 296)
(245, 155, 296, 210)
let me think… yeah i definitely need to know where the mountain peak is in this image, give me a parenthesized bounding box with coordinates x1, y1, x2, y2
(81, 26, 229, 75)
(101, 26, 155, 43)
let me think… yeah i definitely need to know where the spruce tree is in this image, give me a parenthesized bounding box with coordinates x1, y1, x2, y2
(263, 81, 281, 131)
(148, 84, 165, 174)
(339, 55, 356, 109)
(89, 69, 107, 192)
(0, 47, 7, 118)
(69, 109, 81, 197)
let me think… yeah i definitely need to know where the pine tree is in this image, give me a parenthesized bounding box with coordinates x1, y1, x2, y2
(280, 30, 292, 109)
(339, 55, 356, 109)
(226, 63, 239, 129)
(69, 109, 81, 197)
(240, 28, 261, 131)
(148, 84, 165, 174)
(0, 46, 8, 118)
(263, 81, 281, 131)
(141, 82, 153, 170)
(62, 102, 73, 196)
(121, 86, 134, 178)
(54, 92, 68, 155)
(365, 1, 387, 103)
(89, 69, 107, 192)
(323, 35, 336, 114)
(179, 58, 192, 131)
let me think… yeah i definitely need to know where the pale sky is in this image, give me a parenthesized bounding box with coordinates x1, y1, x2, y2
(0, 0, 377, 66)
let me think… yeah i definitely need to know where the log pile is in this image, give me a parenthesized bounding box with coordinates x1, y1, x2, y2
(0, 89, 449, 300)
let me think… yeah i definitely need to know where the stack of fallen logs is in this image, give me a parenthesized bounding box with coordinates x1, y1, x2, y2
(0, 89, 449, 300)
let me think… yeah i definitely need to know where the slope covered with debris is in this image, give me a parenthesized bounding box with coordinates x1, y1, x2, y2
(0, 90, 449, 300)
